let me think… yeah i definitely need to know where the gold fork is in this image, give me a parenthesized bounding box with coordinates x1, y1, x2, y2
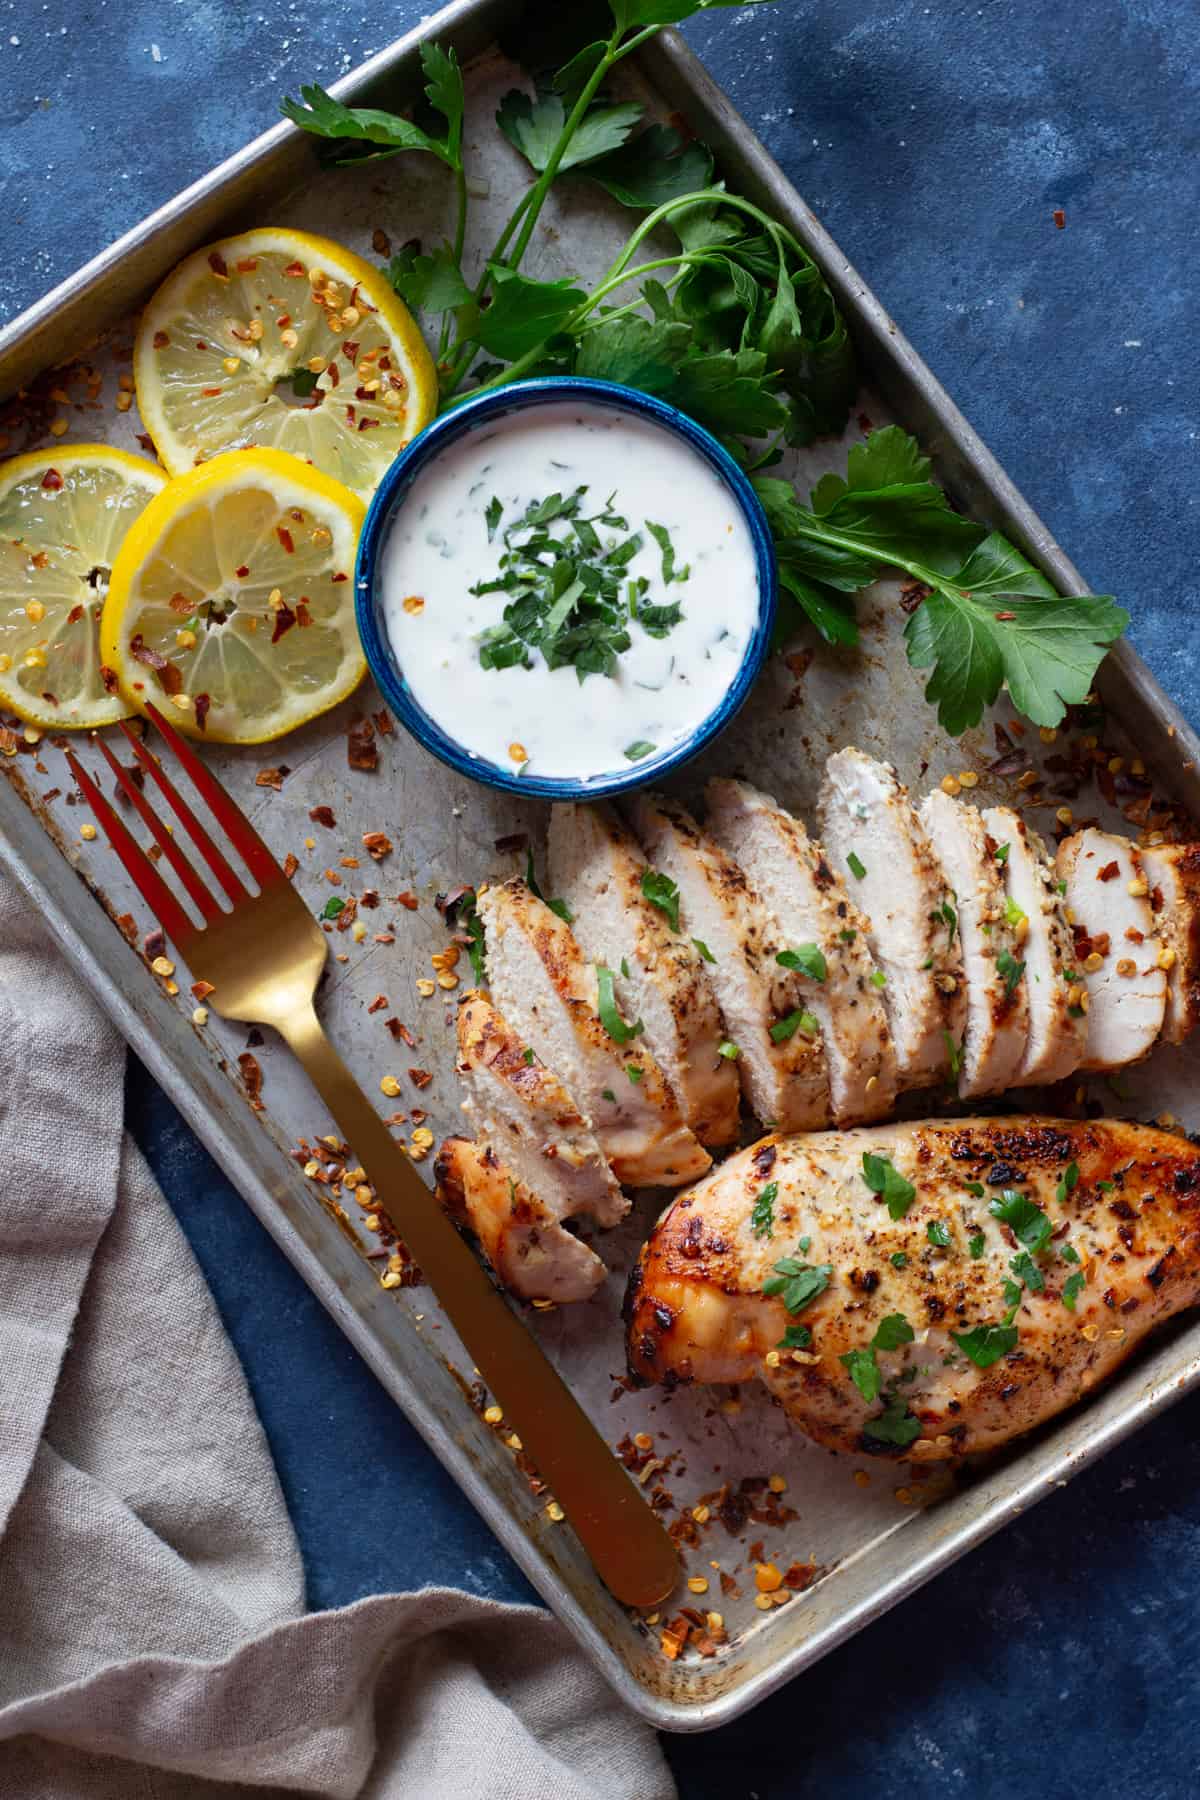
(66, 704, 678, 1609)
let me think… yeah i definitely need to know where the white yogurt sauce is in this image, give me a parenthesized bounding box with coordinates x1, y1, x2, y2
(379, 402, 760, 780)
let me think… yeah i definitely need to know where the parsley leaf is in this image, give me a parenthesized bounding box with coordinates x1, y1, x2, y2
(751, 1181, 778, 1239)
(497, 86, 643, 173)
(950, 1322, 1020, 1368)
(692, 937, 716, 963)
(927, 1220, 951, 1248)
(282, 42, 465, 170)
(770, 1008, 819, 1043)
(861, 1152, 917, 1220)
(989, 1189, 1053, 1254)
(776, 944, 827, 982)
(890, 1251, 908, 1269)
(641, 867, 681, 931)
(994, 841, 1010, 865)
(968, 1232, 986, 1259)
(1056, 1161, 1081, 1205)
(485, 496, 503, 542)
(846, 851, 867, 880)
(863, 1397, 922, 1448)
(1062, 1270, 1087, 1311)
(841, 1347, 882, 1403)
(624, 739, 657, 762)
(763, 1255, 833, 1315)
(873, 1313, 915, 1351)
(1010, 1250, 1045, 1294)
(387, 242, 472, 315)
(717, 1039, 740, 1060)
(319, 896, 346, 921)
(477, 266, 587, 360)
(581, 122, 714, 209)
(457, 889, 487, 983)
(595, 964, 644, 1044)
(996, 950, 1026, 998)
(777, 1322, 813, 1350)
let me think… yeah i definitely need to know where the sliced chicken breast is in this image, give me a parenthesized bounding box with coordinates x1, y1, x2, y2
(627, 1116, 1200, 1458)
(546, 802, 741, 1149)
(477, 879, 710, 1189)
(819, 749, 965, 1087)
(456, 994, 626, 1228)
(436, 1137, 606, 1303)
(705, 776, 897, 1124)
(982, 806, 1087, 1086)
(918, 790, 1029, 1097)
(623, 792, 829, 1133)
(1057, 829, 1166, 1071)
(1140, 841, 1200, 1044)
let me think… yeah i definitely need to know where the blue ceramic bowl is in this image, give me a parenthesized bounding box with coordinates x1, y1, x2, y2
(355, 377, 777, 801)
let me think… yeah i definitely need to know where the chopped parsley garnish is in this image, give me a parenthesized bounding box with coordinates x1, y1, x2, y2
(777, 1323, 813, 1350)
(601, 1087, 617, 1103)
(764, 1256, 833, 1314)
(798, 1235, 812, 1253)
(1060, 1244, 1081, 1265)
(839, 928, 857, 943)
(1096, 1178, 1115, 1192)
(692, 937, 716, 963)
(869, 968, 887, 988)
(989, 1188, 1053, 1254)
(943, 1029, 963, 1081)
(890, 1251, 909, 1269)
(1056, 878, 1069, 895)
(717, 1039, 740, 1060)
(777, 944, 827, 982)
(595, 964, 643, 1044)
(964, 1180, 985, 1198)
(524, 850, 572, 923)
(621, 957, 631, 978)
(751, 1181, 778, 1239)
(1062, 1270, 1087, 1311)
(641, 867, 680, 931)
(927, 1219, 951, 1248)
(645, 519, 689, 586)
(841, 1346, 882, 1403)
(950, 1322, 1019, 1368)
(846, 850, 867, 880)
(994, 841, 1010, 865)
(863, 1397, 922, 1447)
(996, 949, 1026, 997)
(319, 896, 346, 920)
(1056, 1161, 1080, 1205)
(522, 1046, 535, 1064)
(861, 1151, 917, 1220)
(626, 1062, 644, 1082)
(485, 494, 503, 541)
(770, 1007, 819, 1043)
(938, 899, 958, 943)
(624, 739, 657, 762)
(968, 1232, 986, 1259)
(1010, 1250, 1045, 1293)
(873, 1313, 915, 1351)
(1004, 894, 1027, 929)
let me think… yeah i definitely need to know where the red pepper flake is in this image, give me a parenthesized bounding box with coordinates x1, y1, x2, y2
(372, 228, 391, 255)
(284, 259, 305, 277)
(235, 564, 250, 579)
(358, 417, 381, 431)
(367, 993, 388, 1014)
(409, 1068, 434, 1089)
(374, 931, 396, 944)
(271, 602, 297, 643)
(195, 340, 207, 351)
(66, 603, 84, 625)
(276, 525, 295, 554)
(152, 329, 170, 349)
(326, 362, 340, 389)
(41, 468, 63, 491)
(309, 804, 337, 829)
(276, 313, 291, 330)
(201, 387, 223, 397)
(143, 928, 167, 960)
(237, 1051, 264, 1110)
(255, 766, 288, 791)
(100, 664, 120, 694)
(129, 633, 182, 696)
(396, 890, 419, 911)
(1097, 860, 1120, 882)
(208, 250, 229, 278)
(236, 257, 258, 274)
(194, 692, 211, 732)
(373, 707, 394, 736)
(331, 571, 349, 583)
(1053, 208, 1066, 229)
(994, 609, 1017, 622)
(386, 1018, 416, 1046)
(191, 979, 215, 1000)
(136, 434, 156, 452)
(169, 592, 193, 614)
(295, 601, 312, 628)
(342, 340, 360, 362)
(360, 889, 380, 909)
(347, 717, 378, 771)
(783, 1561, 816, 1591)
(361, 831, 393, 861)
(115, 912, 138, 943)
(282, 851, 299, 879)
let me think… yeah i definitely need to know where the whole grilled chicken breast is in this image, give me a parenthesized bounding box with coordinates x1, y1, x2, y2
(627, 1117, 1200, 1460)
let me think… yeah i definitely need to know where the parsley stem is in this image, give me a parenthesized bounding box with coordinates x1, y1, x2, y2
(438, 162, 471, 361)
(504, 32, 624, 271)
(592, 188, 813, 298)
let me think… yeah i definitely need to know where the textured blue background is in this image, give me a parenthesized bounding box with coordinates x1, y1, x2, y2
(8, 1, 1200, 1792)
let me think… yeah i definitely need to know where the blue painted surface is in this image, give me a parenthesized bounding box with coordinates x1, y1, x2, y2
(9, 0, 1200, 1790)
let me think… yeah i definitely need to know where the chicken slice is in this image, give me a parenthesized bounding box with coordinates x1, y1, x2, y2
(456, 993, 626, 1228)
(1140, 842, 1200, 1044)
(705, 776, 897, 1124)
(627, 1116, 1200, 1458)
(982, 806, 1086, 1085)
(1057, 829, 1166, 1071)
(623, 791, 829, 1133)
(819, 749, 965, 1087)
(477, 879, 710, 1188)
(436, 1137, 606, 1304)
(918, 790, 1029, 1097)
(546, 802, 741, 1149)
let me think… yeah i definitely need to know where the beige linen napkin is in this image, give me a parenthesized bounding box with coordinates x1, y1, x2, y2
(0, 868, 673, 1800)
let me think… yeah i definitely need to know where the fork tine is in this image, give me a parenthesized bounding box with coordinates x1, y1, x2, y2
(95, 736, 221, 922)
(66, 750, 195, 947)
(120, 721, 249, 905)
(142, 702, 284, 891)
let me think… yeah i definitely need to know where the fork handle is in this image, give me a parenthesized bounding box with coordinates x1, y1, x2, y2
(279, 1001, 679, 1610)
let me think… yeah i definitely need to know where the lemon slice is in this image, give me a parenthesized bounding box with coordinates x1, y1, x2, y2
(0, 446, 166, 729)
(134, 227, 437, 499)
(100, 448, 366, 744)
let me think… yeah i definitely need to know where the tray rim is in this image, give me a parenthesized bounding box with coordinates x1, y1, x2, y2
(4, 0, 1200, 1733)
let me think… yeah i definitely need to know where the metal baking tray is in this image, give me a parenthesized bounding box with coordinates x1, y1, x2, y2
(4, 0, 1200, 1731)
